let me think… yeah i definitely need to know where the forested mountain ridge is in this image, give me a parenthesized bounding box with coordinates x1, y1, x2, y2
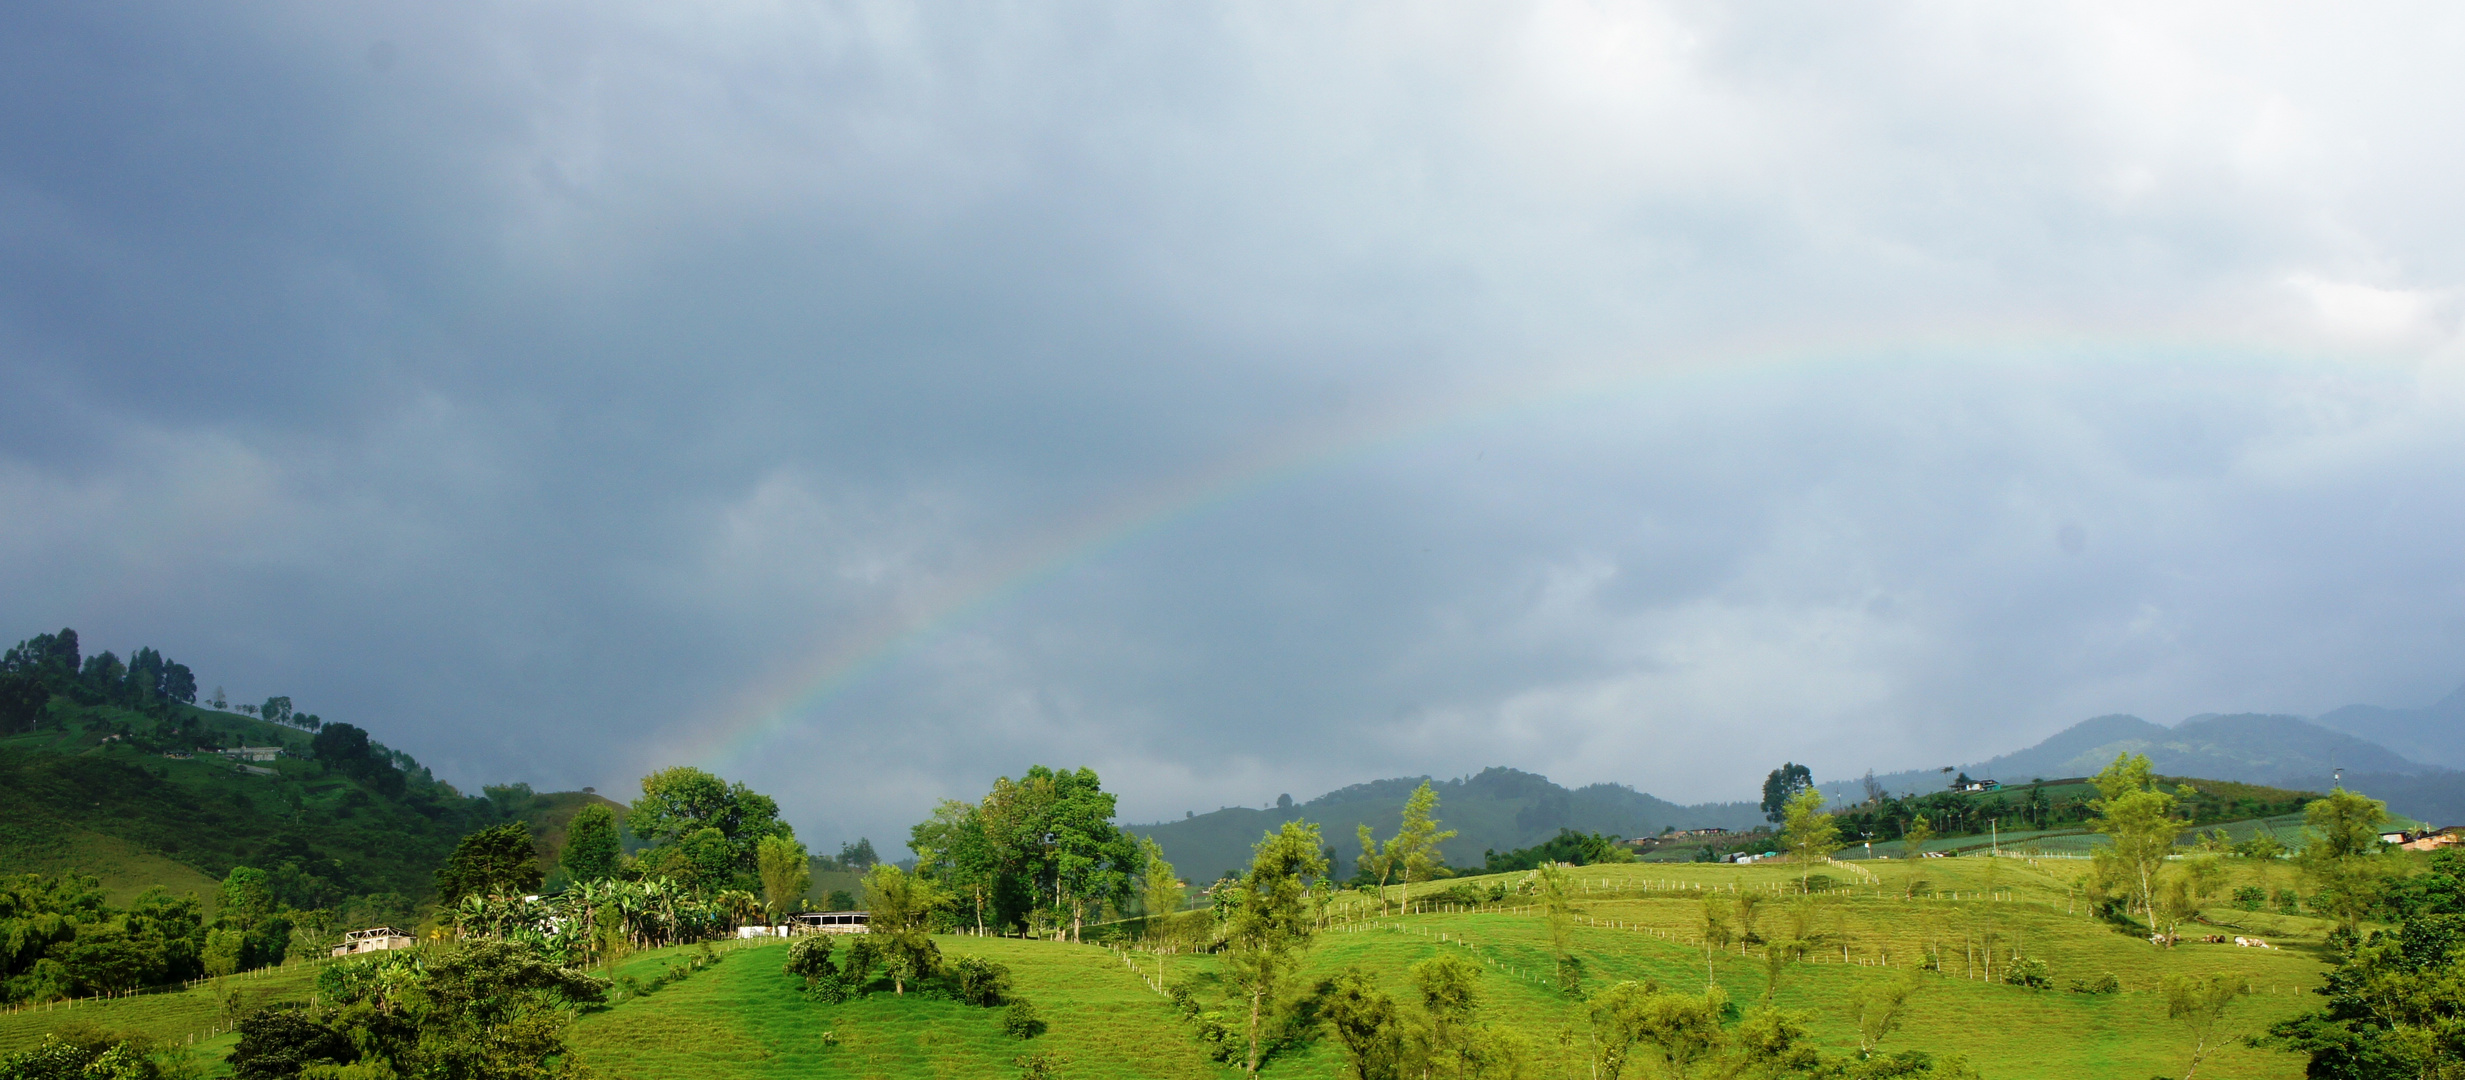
(0, 627, 612, 920)
(2314, 681, 2465, 769)
(1125, 766, 1762, 883)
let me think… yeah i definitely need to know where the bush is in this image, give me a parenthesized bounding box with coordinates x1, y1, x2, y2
(954, 956, 1014, 1007)
(2232, 886, 2267, 912)
(2068, 972, 2121, 994)
(1014, 1050, 1067, 1079)
(2001, 956, 2051, 990)
(2273, 888, 2302, 915)
(1001, 1000, 1047, 1040)
(1554, 956, 1587, 995)
(785, 936, 837, 983)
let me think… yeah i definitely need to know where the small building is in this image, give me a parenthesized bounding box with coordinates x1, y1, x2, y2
(2401, 827, 2463, 852)
(222, 746, 284, 762)
(788, 911, 870, 934)
(1959, 780, 2002, 793)
(333, 927, 415, 957)
(2381, 831, 2412, 845)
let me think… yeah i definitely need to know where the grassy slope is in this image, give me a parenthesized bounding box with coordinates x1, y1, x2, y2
(7, 856, 2387, 1078)
(0, 703, 611, 909)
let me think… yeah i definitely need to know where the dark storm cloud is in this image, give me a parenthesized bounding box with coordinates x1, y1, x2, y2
(5, 3, 2465, 848)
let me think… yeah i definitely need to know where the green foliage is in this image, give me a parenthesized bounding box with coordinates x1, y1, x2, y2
(0, 1031, 191, 1080)
(2068, 971, 2121, 994)
(229, 939, 607, 1080)
(755, 835, 810, 918)
(202, 869, 289, 977)
(557, 805, 620, 883)
(1001, 1000, 1047, 1039)
(628, 767, 792, 891)
(1762, 763, 1813, 824)
(1783, 789, 1842, 890)
(1221, 820, 1330, 1075)
(1999, 956, 2050, 990)
(2089, 753, 2184, 922)
(1480, 829, 1635, 874)
(861, 865, 945, 995)
(2232, 885, 2268, 911)
(953, 956, 1014, 1007)
(0, 874, 206, 1004)
(433, 823, 543, 905)
(2261, 913, 2465, 1078)
(2161, 973, 2248, 1080)
(2296, 788, 2391, 933)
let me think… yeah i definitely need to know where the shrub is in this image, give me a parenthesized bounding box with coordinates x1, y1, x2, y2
(2232, 886, 2267, 912)
(2273, 888, 2302, 915)
(954, 956, 1014, 1007)
(2001, 957, 2051, 990)
(1002, 1000, 1047, 1040)
(785, 936, 837, 983)
(1554, 956, 1587, 995)
(2068, 972, 2121, 994)
(1014, 1050, 1067, 1079)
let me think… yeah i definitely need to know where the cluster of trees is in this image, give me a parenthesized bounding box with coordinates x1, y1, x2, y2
(909, 765, 1151, 940)
(2262, 851, 2465, 1077)
(0, 867, 308, 1004)
(1, 628, 198, 732)
(227, 939, 605, 1080)
(1479, 828, 1636, 874)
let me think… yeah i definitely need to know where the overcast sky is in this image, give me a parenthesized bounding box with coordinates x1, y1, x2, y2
(7, 3, 2465, 849)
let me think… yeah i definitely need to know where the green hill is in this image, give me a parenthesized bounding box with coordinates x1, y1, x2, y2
(0, 692, 607, 919)
(0, 855, 2365, 1079)
(1129, 767, 1763, 883)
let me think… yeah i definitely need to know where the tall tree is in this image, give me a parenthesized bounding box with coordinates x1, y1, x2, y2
(435, 823, 544, 904)
(1762, 763, 1813, 824)
(860, 864, 944, 995)
(756, 834, 811, 918)
(559, 804, 622, 882)
(1047, 766, 1138, 942)
(912, 799, 997, 935)
(1222, 821, 1330, 1076)
(2297, 787, 2390, 934)
(260, 696, 293, 726)
(1384, 781, 1456, 905)
(1140, 835, 1185, 920)
(1901, 814, 1934, 859)
(629, 766, 791, 885)
(2163, 973, 2248, 1080)
(2088, 752, 2182, 922)
(1782, 788, 1842, 891)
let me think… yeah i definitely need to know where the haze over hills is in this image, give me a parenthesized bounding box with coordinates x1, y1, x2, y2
(1124, 766, 1763, 884)
(2314, 683, 2465, 770)
(1820, 706, 2462, 827)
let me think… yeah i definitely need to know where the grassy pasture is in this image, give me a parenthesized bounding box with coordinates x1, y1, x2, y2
(1, 856, 2356, 1078)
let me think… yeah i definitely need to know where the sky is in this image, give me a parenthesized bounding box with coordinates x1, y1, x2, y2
(6, 3, 2465, 851)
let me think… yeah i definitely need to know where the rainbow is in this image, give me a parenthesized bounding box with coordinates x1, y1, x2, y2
(686, 326, 2352, 770)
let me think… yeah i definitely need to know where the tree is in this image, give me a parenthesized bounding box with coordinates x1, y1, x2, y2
(1140, 835, 1185, 921)
(559, 804, 622, 882)
(1590, 981, 1727, 1080)
(203, 868, 291, 976)
(259, 696, 293, 726)
(436, 823, 544, 905)
(839, 838, 880, 868)
(1700, 895, 1734, 990)
(2163, 973, 2248, 1080)
(1324, 968, 1405, 1080)
(629, 766, 791, 886)
(2261, 912, 2465, 1077)
(1356, 823, 1394, 910)
(1047, 767, 1138, 942)
(1222, 820, 1329, 1076)
(2298, 787, 2390, 935)
(1782, 788, 1841, 891)
(1901, 813, 1934, 859)
(229, 938, 603, 1080)
(2088, 752, 2182, 922)
(1386, 781, 1457, 904)
(0, 672, 47, 735)
(756, 835, 811, 918)
(912, 799, 998, 934)
(1762, 763, 1813, 824)
(1848, 970, 1923, 1054)
(860, 863, 943, 995)
(1409, 954, 1487, 1077)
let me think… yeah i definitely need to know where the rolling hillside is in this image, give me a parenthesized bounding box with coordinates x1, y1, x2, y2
(1127, 767, 1762, 883)
(2315, 681, 2465, 769)
(0, 697, 611, 914)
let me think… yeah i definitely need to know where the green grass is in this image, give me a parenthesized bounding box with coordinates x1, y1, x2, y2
(6, 856, 2367, 1078)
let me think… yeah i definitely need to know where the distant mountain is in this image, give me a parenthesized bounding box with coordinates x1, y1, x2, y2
(1826, 710, 2460, 829)
(2315, 683, 2465, 769)
(1126, 767, 1763, 884)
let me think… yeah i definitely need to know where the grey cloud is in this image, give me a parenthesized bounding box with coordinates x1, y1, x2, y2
(4, 3, 2465, 847)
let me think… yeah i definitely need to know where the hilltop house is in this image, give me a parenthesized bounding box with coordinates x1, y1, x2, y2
(332, 927, 415, 957)
(221, 746, 284, 763)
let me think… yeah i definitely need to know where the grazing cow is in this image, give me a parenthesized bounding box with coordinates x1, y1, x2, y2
(2234, 936, 2274, 949)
